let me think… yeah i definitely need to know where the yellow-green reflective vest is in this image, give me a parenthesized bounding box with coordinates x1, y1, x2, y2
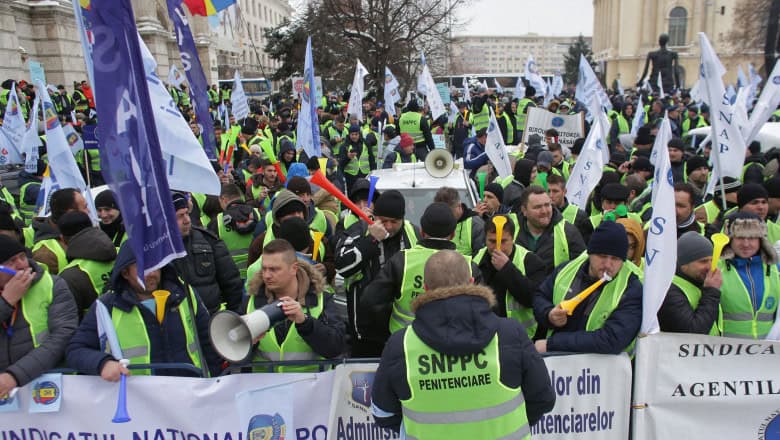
(561, 204, 578, 225)
(190, 192, 211, 227)
(718, 260, 779, 339)
(452, 217, 473, 257)
(549, 252, 636, 354)
(682, 116, 708, 137)
(216, 211, 258, 279)
(508, 212, 568, 265)
(615, 114, 630, 135)
(22, 227, 34, 248)
(399, 112, 425, 144)
(516, 98, 534, 132)
(471, 103, 490, 132)
(110, 292, 202, 376)
(401, 329, 530, 439)
(500, 112, 514, 144)
(248, 293, 325, 372)
(671, 275, 722, 336)
(343, 143, 371, 176)
(343, 221, 418, 292)
(474, 245, 537, 338)
(20, 271, 54, 348)
(32, 238, 67, 275)
(18, 183, 39, 225)
(62, 259, 114, 299)
(390, 246, 472, 333)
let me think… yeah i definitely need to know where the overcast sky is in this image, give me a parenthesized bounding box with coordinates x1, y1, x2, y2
(455, 0, 593, 37)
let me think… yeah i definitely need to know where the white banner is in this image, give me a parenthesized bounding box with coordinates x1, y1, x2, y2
(523, 107, 585, 148)
(348, 60, 369, 122)
(532, 353, 631, 439)
(0, 372, 334, 439)
(231, 70, 250, 121)
(485, 108, 513, 178)
(326, 363, 399, 440)
(632, 333, 780, 439)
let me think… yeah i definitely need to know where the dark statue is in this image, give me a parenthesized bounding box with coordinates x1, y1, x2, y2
(638, 34, 680, 92)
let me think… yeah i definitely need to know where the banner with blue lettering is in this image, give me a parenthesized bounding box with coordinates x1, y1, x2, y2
(166, 0, 217, 160)
(296, 36, 321, 158)
(88, 0, 185, 278)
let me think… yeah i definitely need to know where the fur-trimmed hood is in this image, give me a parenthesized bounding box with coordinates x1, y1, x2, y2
(410, 284, 499, 356)
(722, 216, 779, 265)
(247, 258, 325, 307)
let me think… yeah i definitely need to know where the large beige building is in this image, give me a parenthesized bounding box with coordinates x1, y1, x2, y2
(450, 34, 591, 75)
(0, 0, 291, 90)
(592, 0, 763, 89)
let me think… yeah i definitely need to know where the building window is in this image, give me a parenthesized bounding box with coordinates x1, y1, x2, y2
(668, 6, 687, 46)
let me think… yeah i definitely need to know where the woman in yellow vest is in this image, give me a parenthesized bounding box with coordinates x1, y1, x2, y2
(658, 232, 723, 335)
(717, 214, 779, 339)
(244, 239, 345, 372)
(66, 243, 222, 378)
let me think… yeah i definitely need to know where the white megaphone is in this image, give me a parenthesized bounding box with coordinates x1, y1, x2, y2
(424, 149, 454, 178)
(209, 302, 287, 362)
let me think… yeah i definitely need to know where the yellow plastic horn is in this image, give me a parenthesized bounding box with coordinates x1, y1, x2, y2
(311, 231, 325, 261)
(558, 273, 613, 316)
(152, 290, 170, 324)
(492, 216, 507, 251)
(710, 233, 730, 272)
(318, 157, 328, 174)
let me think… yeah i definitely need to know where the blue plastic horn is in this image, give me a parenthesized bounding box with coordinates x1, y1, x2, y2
(366, 175, 379, 209)
(112, 373, 131, 423)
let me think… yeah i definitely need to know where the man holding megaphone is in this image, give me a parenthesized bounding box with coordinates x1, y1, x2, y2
(239, 240, 345, 372)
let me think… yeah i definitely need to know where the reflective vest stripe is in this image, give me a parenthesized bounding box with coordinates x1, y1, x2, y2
(516, 99, 534, 131)
(404, 394, 527, 424)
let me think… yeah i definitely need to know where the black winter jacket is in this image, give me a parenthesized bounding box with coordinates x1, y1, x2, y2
(173, 227, 244, 314)
(371, 284, 556, 432)
(657, 272, 721, 334)
(59, 226, 117, 318)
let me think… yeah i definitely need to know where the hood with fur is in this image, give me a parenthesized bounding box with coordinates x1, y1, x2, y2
(247, 258, 325, 307)
(410, 284, 498, 356)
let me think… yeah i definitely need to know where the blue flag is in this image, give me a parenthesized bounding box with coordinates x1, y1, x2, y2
(88, 0, 185, 280)
(166, 0, 217, 161)
(296, 37, 321, 158)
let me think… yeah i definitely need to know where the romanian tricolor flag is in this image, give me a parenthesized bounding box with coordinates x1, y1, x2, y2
(183, 0, 235, 16)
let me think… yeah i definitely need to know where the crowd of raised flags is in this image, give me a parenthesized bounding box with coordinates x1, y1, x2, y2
(2, 0, 780, 399)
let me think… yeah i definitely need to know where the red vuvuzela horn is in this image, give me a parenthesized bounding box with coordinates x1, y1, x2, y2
(310, 171, 373, 225)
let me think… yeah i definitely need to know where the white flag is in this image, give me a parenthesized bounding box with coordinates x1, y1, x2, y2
(35, 79, 97, 220)
(463, 76, 472, 102)
(689, 80, 703, 105)
(630, 94, 646, 137)
(747, 63, 762, 110)
(698, 32, 746, 179)
(494, 79, 504, 94)
(348, 60, 369, 122)
(616, 78, 625, 96)
(21, 94, 42, 173)
(420, 64, 446, 121)
(745, 60, 780, 144)
(657, 72, 665, 99)
(737, 65, 748, 90)
(514, 76, 525, 100)
(417, 52, 428, 96)
(0, 85, 25, 165)
(384, 66, 401, 117)
(642, 114, 677, 334)
(230, 70, 250, 121)
(167, 64, 185, 88)
(138, 36, 221, 195)
(448, 101, 459, 125)
(484, 109, 512, 178)
(62, 124, 85, 155)
(566, 109, 607, 209)
(575, 55, 612, 112)
(524, 55, 546, 97)
(552, 72, 563, 97)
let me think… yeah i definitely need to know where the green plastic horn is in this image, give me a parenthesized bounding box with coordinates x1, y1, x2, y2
(478, 171, 487, 200)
